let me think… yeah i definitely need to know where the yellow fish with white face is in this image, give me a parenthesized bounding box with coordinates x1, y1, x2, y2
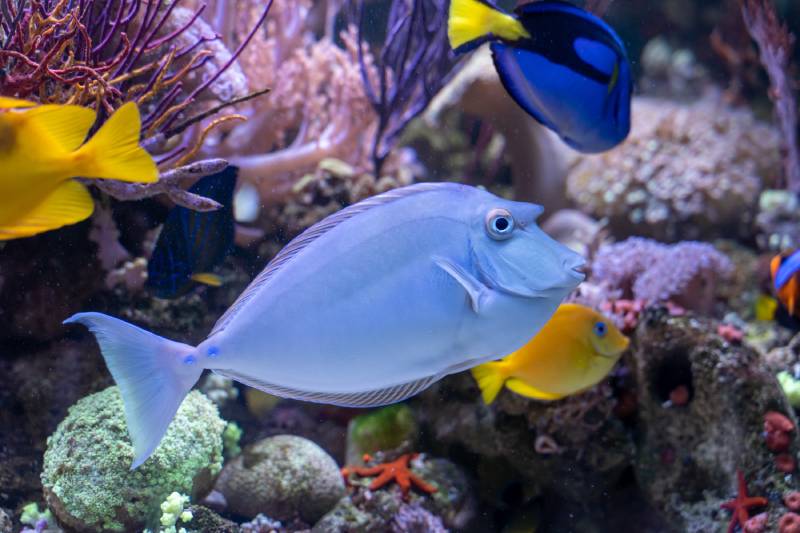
(0, 96, 157, 240)
(471, 303, 629, 404)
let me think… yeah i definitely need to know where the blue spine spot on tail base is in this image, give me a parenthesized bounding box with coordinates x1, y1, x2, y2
(63, 312, 202, 468)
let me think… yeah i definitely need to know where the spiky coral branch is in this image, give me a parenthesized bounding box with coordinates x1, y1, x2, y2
(91, 158, 229, 211)
(740, 0, 800, 192)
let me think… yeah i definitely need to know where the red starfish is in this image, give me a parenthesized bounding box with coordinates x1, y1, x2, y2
(341, 453, 438, 499)
(720, 470, 768, 533)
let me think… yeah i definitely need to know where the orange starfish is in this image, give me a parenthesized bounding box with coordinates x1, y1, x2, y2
(341, 453, 438, 499)
(720, 470, 768, 533)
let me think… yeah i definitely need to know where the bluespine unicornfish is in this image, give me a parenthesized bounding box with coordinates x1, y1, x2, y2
(65, 182, 585, 468)
(448, 0, 633, 153)
(147, 165, 238, 299)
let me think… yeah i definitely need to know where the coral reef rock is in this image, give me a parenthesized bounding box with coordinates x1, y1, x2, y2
(630, 309, 800, 532)
(567, 95, 782, 241)
(41, 387, 225, 532)
(318, 455, 472, 532)
(412, 373, 634, 509)
(215, 435, 345, 523)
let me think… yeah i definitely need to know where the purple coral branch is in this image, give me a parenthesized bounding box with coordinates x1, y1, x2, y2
(353, 0, 459, 174)
(740, 0, 800, 192)
(159, 0, 274, 132)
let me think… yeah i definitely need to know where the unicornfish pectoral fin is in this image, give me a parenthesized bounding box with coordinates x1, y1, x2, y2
(63, 312, 201, 469)
(434, 256, 489, 314)
(448, 0, 530, 53)
(0, 180, 94, 240)
(505, 378, 565, 401)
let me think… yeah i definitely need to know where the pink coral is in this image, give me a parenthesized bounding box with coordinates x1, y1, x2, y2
(745, 512, 768, 533)
(591, 238, 733, 313)
(780, 512, 800, 533)
(718, 324, 744, 343)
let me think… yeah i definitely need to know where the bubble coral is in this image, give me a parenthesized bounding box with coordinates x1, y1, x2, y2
(567, 95, 782, 241)
(591, 237, 733, 313)
(780, 512, 800, 533)
(41, 386, 225, 532)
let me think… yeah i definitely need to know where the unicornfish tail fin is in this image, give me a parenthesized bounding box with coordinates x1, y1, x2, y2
(471, 361, 509, 404)
(73, 102, 158, 184)
(448, 0, 531, 54)
(63, 312, 202, 468)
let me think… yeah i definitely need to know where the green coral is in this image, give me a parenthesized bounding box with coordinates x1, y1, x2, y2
(222, 421, 242, 459)
(41, 386, 226, 532)
(20, 502, 53, 528)
(778, 371, 800, 407)
(346, 404, 417, 464)
(159, 492, 192, 533)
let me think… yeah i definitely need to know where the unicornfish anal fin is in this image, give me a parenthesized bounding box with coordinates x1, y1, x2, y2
(0, 180, 94, 240)
(433, 256, 490, 313)
(505, 378, 566, 401)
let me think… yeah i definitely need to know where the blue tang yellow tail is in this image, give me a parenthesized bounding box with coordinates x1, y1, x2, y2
(448, 0, 633, 153)
(147, 165, 237, 298)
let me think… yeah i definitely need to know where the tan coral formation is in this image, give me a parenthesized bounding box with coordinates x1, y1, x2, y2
(567, 94, 782, 241)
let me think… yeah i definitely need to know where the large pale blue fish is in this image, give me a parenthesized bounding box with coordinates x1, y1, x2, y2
(65, 183, 585, 467)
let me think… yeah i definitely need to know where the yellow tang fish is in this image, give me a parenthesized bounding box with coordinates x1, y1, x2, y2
(0, 96, 157, 240)
(471, 303, 629, 404)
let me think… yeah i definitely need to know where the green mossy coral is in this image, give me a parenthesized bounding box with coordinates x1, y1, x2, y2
(41, 386, 226, 532)
(346, 404, 417, 464)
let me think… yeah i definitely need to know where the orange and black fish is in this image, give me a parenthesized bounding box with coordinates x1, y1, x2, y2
(771, 250, 800, 316)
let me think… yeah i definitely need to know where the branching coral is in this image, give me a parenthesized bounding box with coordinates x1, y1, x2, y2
(350, 0, 459, 174)
(1, 0, 272, 209)
(591, 237, 733, 313)
(740, 0, 799, 193)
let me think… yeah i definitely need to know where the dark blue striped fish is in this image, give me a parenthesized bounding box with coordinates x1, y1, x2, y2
(147, 166, 238, 298)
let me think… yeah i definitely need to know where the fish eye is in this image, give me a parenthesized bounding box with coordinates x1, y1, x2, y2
(593, 321, 607, 337)
(485, 208, 515, 240)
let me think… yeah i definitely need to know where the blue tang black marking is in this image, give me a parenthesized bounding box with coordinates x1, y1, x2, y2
(147, 165, 238, 298)
(448, 0, 633, 153)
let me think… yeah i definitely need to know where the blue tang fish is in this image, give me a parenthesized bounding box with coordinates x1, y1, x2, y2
(65, 183, 585, 467)
(448, 0, 633, 152)
(147, 165, 238, 299)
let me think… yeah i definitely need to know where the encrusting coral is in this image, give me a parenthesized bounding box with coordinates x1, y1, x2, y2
(41, 387, 225, 532)
(567, 94, 782, 241)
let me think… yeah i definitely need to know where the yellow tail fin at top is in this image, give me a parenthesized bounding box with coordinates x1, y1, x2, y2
(73, 102, 158, 184)
(471, 361, 509, 405)
(448, 0, 530, 52)
(0, 96, 37, 109)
